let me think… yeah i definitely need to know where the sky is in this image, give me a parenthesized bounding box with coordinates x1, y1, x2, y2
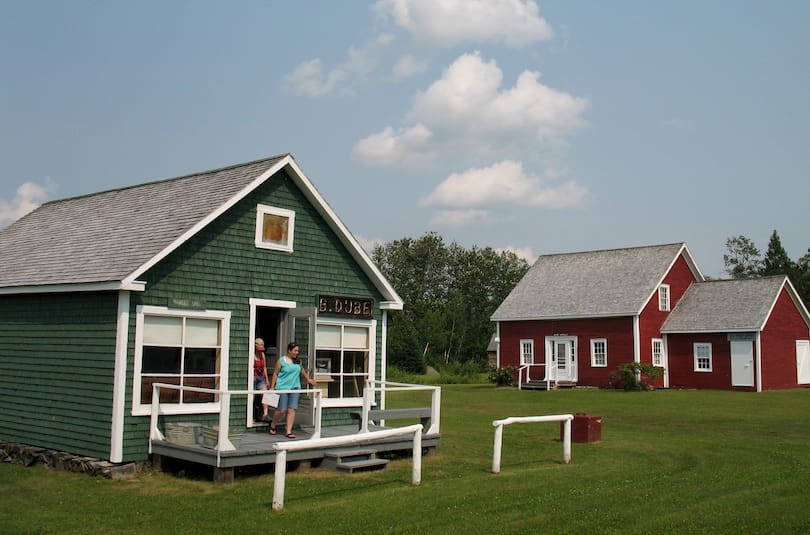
(1, 0, 808, 278)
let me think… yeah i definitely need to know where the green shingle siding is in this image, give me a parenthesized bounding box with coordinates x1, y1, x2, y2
(0, 292, 118, 459)
(120, 170, 385, 461)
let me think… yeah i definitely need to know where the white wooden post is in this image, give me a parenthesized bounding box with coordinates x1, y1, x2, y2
(272, 449, 287, 511)
(562, 418, 572, 464)
(311, 390, 322, 440)
(361, 386, 372, 433)
(216, 392, 236, 452)
(412, 427, 422, 486)
(492, 422, 504, 473)
(428, 387, 441, 435)
(149, 385, 163, 453)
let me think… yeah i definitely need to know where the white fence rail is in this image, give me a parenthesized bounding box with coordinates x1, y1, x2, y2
(149, 384, 322, 465)
(271, 424, 423, 511)
(492, 414, 574, 473)
(362, 380, 441, 435)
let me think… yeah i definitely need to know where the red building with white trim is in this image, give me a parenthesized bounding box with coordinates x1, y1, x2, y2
(491, 243, 810, 391)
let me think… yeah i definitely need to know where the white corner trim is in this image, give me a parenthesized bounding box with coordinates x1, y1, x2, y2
(110, 290, 130, 463)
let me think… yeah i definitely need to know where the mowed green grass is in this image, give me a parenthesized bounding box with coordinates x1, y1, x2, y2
(2, 385, 809, 534)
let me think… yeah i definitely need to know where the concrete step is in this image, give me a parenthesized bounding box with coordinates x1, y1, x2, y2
(333, 457, 390, 473)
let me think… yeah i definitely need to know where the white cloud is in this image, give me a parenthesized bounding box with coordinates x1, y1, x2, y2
(496, 245, 537, 264)
(422, 160, 587, 209)
(392, 54, 428, 78)
(351, 124, 435, 168)
(374, 0, 553, 46)
(354, 233, 385, 255)
(283, 34, 394, 96)
(282, 59, 345, 97)
(353, 52, 587, 166)
(429, 208, 490, 228)
(0, 180, 55, 228)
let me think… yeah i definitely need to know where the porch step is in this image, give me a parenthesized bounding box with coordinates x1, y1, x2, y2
(522, 380, 577, 390)
(522, 380, 552, 390)
(322, 448, 390, 473)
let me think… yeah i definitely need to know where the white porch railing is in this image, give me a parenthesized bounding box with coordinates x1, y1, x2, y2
(272, 424, 423, 511)
(361, 380, 441, 435)
(517, 364, 550, 390)
(148, 384, 322, 465)
(491, 414, 574, 473)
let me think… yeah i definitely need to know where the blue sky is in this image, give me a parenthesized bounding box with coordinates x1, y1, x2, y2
(1, 0, 808, 277)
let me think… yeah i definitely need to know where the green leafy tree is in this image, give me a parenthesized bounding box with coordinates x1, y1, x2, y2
(373, 233, 529, 371)
(724, 235, 762, 279)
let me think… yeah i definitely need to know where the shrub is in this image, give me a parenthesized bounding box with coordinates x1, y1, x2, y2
(609, 362, 664, 391)
(488, 366, 516, 387)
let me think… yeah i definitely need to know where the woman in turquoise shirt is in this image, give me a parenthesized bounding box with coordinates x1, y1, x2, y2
(269, 342, 316, 439)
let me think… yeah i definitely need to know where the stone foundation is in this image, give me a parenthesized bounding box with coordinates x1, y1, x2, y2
(0, 440, 145, 479)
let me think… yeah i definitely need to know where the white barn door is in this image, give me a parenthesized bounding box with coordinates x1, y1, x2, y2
(797, 340, 810, 384)
(730, 340, 754, 387)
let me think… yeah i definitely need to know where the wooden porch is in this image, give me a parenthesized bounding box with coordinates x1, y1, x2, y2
(148, 380, 442, 483)
(151, 423, 440, 482)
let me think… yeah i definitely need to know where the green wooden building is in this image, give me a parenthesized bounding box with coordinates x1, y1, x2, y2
(0, 154, 403, 463)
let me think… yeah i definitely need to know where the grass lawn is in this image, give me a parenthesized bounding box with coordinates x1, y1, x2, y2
(2, 385, 810, 533)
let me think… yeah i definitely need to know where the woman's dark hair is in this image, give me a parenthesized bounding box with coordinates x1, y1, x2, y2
(287, 342, 299, 352)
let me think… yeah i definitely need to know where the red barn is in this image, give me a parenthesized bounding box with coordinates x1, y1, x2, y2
(491, 243, 810, 391)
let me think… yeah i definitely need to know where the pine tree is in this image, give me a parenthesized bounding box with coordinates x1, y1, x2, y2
(761, 230, 795, 276)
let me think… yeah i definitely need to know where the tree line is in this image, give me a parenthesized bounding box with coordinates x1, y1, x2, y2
(724, 230, 810, 304)
(372, 232, 529, 373)
(373, 230, 809, 374)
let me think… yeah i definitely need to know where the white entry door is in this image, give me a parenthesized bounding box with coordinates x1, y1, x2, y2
(549, 337, 577, 382)
(730, 340, 754, 387)
(797, 340, 810, 384)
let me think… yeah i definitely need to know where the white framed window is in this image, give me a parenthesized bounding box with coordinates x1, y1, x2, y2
(658, 284, 670, 311)
(255, 204, 295, 252)
(315, 318, 376, 407)
(590, 338, 607, 367)
(520, 339, 534, 365)
(652, 339, 664, 367)
(132, 306, 230, 416)
(693, 342, 712, 372)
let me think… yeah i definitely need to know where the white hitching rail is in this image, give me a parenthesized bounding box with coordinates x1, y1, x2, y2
(271, 424, 423, 511)
(492, 414, 574, 473)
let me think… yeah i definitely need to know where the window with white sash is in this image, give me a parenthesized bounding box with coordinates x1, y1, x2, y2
(658, 284, 670, 311)
(693, 342, 712, 372)
(133, 306, 230, 415)
(590, 338, 607, 367)
(520, 339, 534, 365)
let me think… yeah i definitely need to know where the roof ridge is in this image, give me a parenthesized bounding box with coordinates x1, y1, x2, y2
(39, 153, 291, 206)
(538, 242, 684, 259)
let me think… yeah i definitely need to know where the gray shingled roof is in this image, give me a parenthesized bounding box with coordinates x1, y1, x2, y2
(660, 276, 788, 332)
(0, 155, 286, 288)
(491, 243, 690, 320)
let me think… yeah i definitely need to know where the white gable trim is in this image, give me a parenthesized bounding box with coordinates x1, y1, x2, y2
(121, 155, 403, 308)
(759, 277, 810, 331)
(636, 244, 703, 316)
(122, 157, 290, 286)
(109, 290, 130, 463)
(284, 158, 403, 308)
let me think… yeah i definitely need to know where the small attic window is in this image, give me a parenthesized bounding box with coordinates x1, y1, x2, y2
(255, 204, 295, 252)
(658, 284, 670, 311)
